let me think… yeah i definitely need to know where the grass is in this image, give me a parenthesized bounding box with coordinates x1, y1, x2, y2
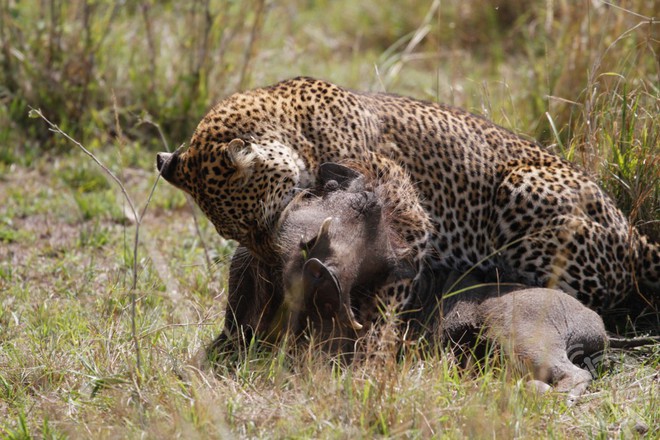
(1, 0, 659, 438)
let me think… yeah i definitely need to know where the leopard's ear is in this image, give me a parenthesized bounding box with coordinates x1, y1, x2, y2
(226, 139, 260, 184)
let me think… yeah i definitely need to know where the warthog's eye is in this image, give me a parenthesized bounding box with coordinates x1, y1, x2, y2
(298, 217, 332, 257)
(300, 235, 318, 257)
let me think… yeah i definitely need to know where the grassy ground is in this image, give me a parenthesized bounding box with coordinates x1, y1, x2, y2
(1, 0, 659, 438)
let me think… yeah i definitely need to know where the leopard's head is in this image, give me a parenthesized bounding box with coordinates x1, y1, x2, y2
(157, 136, 301, 253)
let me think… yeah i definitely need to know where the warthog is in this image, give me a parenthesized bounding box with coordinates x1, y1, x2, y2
(207, 161, 420, 358)
(207, 162, 657, 398)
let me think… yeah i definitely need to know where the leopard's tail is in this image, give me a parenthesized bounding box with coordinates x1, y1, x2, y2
(635, 232, 660, 305)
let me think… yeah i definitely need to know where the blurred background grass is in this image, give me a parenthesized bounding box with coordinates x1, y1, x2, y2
(1, 0, 658, 236)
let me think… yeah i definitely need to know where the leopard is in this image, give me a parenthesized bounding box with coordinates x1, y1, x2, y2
(156, 76, 660, 320)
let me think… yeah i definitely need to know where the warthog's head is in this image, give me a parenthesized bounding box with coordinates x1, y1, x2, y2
(276, 163, 412, 347)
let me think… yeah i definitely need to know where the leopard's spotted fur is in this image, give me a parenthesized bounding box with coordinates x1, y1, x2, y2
(157, 77, 660, 316)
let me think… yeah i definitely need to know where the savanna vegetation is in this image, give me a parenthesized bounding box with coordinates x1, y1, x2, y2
(0, 0, 658, 437)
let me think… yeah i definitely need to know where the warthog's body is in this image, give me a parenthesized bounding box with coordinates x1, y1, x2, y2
(437, 272, 657, 397)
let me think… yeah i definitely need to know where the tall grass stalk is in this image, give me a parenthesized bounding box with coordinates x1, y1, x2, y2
(28, 107, 169, 413)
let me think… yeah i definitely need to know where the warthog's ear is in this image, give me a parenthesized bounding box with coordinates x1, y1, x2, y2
(318, 162, 364, 191)
(226, 138, 260, 185)
(303, 258, 363, 330)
